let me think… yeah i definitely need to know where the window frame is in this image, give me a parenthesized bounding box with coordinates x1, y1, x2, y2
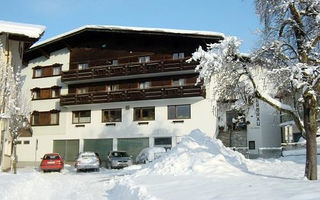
(133, 107, 155, 121)
(139, 56, 150, 63)
(172, 52, 185, 60)
(31, 87, 61, 100)
(72, 110, 91, 124)
(78, 63, 89, 70)
(31, 110, 60, 126)
(102, 108, 122, 122)
(32, 64, 62, 79)
(168, 104, 191, 120)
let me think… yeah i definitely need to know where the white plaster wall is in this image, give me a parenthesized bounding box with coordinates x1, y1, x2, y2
(260, 100, 281, 147)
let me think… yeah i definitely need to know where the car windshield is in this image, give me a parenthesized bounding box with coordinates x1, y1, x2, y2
(111, 152, 129, 157)
(43, 155, 59, 160)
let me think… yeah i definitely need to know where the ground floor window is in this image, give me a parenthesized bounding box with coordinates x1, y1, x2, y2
(154, 137, 172, 150)
(134, 107, 155, 121)
(168, 104, 191, 119)
(72, 110, 91, 124)
(248, 141, 255, 150)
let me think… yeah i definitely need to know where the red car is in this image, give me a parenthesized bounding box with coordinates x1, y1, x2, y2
(40, 153, 64, 172)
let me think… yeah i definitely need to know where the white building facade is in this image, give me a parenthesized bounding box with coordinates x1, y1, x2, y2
(0, 20, 45, 171)
(17, 26, 223, 165)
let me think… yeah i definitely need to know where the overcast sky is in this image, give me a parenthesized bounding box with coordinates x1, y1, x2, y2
(0, 0, 260, 53)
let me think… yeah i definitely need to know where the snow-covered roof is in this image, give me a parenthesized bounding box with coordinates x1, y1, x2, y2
(0, 20, 45, 39)
(31, 25, 224, 49)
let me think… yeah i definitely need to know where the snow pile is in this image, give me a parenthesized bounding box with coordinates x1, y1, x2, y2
(0, 20, 45, 39)
(135, 129, 248, 176)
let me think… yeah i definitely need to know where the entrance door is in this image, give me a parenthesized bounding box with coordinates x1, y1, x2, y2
(53, 140, 79, 162)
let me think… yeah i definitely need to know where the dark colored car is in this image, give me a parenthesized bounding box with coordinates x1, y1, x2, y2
(106, 151, 133, 169)
(40, 153, 64, 172)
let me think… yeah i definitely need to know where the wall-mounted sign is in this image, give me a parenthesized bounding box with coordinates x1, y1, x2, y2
(256, 99, 260, 126)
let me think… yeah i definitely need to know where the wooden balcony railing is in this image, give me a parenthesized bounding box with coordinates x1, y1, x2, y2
(61, 59, 197, 82)
(60, 85, 205, 106)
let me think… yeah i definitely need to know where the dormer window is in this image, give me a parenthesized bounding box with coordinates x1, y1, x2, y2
(139, 56, 150, 63)
(173, 52, 184, 60)
(78, 63, 89, 70)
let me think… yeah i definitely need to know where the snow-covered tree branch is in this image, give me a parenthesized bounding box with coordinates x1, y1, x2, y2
(0, 44, 31, 174)
(191, 0, 320, 180)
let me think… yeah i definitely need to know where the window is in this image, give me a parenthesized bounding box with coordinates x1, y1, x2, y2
(33, 64, 62, 78)
(23, 141, 30, 145)
(173, 78, 185, 86)
(15, 141, 22, 145)
(134, 107, 155, 121)
(154, 137, 172, 150)
(168, 105, 191, 119)
(53, 66, 61, 75)
(106, 84, 119, 92)
(112, 60, 118, 66)
(249, 141, 255, 150)
(76, 87, 89, 94)
(78, 63, 89, 70)
(31, 111, 59, 126)
(32, 90, 40, 99)
(34, 68, 42, 77)
(51, 88, 60, 98)
(32, 87, 61, 100)
(102, 109, 122, 122)
(173, 52, 184, 60)
(72, 110, 91, 124)
(139, 56, 150, 63)
(139, 81, 151, 89)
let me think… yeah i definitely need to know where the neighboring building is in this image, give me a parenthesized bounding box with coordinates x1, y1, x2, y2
(0, 20, 45, 171)
(17, 26, 224, 165)
(216, 100, 282, 158)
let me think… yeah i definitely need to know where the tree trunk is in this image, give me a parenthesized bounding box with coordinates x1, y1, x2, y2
(13, 143, 17, 174)
(303, 102, 318, 180)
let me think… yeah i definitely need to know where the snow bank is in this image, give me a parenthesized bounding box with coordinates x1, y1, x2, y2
(135, 129, 248, 176)
(0, 20, 45, 39)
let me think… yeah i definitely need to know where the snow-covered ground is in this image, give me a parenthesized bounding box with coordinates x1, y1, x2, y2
(1, 130, 319, 200)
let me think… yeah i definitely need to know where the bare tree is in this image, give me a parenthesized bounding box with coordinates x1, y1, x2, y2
(190, 0, 320, 180)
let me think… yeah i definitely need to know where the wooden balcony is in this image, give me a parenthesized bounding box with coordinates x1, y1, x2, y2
(60, 85, 205, 106)
(61, 59, 197, 83)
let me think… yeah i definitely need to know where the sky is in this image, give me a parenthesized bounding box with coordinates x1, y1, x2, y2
(0, 0, 260, 53)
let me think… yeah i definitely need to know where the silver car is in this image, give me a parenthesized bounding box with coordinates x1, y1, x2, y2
(75, 152, 100, 172)
(106, 151, 133, 169)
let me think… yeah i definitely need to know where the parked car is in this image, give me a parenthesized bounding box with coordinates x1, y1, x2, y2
(40, 153, 64, 172)
(136, 147, 166, 164)
(75, 152, 100, 172)
(94, 152, 102, 166)
(106, 151, 133, 169)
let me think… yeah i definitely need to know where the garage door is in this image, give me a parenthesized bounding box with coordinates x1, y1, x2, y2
(83, 139, 113, 161)
(117, 138, 149, 160)
(53, 140, 79, 162)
